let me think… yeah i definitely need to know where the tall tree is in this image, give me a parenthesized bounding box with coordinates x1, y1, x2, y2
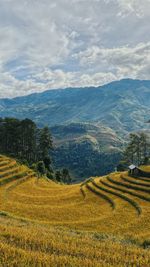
(0, 118, 52, 165)
(62, 168, 72, 184)
(20, 119, 37, 162)
(124, 132, 150, 166)
(55, 171, 62, 182)
(38, 126, 53, 160)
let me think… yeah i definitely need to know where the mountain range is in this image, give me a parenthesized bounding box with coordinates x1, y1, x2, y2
(0, 78, 150, 180)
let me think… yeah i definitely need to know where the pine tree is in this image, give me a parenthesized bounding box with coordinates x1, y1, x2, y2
(38, 127, 53, 159)
(55, 171, 62, 182)
(36, 161, 46, 176)
(124, 132, 150, 166)
(62, 168, 72, 184)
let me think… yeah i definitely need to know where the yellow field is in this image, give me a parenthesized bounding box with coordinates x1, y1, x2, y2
(0, 155, 150, 266)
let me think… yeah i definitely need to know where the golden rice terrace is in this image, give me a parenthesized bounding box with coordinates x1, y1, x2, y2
(0, 155, 150, 266)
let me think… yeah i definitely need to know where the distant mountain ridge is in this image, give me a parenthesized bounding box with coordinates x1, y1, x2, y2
(0, 79, 150, 179)
(0, 79, 150, 136)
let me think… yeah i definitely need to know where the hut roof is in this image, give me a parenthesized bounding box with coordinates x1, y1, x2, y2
(129, 164, 137, 170)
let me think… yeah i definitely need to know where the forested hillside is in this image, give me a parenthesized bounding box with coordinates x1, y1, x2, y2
(51, 123, 123, 180)
(0, 79, 150, 179)
(0, 79, 150, 134)
(0, 118, 72, 184)
(0, 118, 52, 164)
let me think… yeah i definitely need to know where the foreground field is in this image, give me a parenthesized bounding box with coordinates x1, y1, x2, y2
(0, 155, 150, 266)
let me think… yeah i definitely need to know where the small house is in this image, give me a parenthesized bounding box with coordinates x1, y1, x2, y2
(129, 164, 150, 178)
(128, 165, 140, 176)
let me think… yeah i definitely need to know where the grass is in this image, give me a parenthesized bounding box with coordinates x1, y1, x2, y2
(124, 173, 150, 183)
(140, 165, 150, 172)
(121, 175, 150, 188)
(92, 179, 141, 215)
(0, 160, 17, 172)
(107, 176, 150, 202)
(0, 155, 150, 266)
(0, 166, 20, 179)
(1, 218, 150, 267)
(86, 182, 115, 209)
(113, 175, 150, 194)
(80, 186, 86, 198)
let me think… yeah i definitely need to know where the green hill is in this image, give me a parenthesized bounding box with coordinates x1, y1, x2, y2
(0, 79, 150, 179)
(51, 123, 124, 180)
(0, 79, 150, 135)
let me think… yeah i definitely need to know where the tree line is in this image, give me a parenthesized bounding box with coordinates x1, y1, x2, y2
(0, 118, 71, 184)
(118, 132, 150, 171)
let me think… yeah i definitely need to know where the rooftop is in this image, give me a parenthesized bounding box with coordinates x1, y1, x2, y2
(129, 164, 137, 170)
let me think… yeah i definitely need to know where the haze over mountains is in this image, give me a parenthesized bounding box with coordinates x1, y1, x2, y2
(0, 79, 150, 180)
(0, 79, 150, 131)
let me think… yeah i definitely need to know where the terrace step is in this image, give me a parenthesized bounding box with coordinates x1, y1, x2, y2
(102, 177, 150, 203)
(0, 167, 20, 179)
(121, 175, 150, 188)
(92, 180, 141, 215)
(108, 177, 150, 195)
(0, 161, 17, 172)
(86, 183, 115, 210)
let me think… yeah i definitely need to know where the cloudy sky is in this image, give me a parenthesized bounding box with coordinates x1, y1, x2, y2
(0, 0, 150, 98)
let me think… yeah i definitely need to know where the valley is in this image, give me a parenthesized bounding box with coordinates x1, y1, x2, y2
(0, 79, 150, 179)
(0, 1, 150, 266)
(51, 123, 123, 180)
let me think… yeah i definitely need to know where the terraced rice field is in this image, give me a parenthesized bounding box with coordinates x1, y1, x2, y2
(0, 155, 150, 266)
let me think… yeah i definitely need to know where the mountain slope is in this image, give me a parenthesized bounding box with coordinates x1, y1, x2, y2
(51, 123, 123, 180)
(0, 79, 150, 179)
(51, 122, 123, 152)
(0, 79, 150, 135)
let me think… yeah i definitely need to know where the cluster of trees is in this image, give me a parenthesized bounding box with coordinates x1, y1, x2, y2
(124, 133, 150, 165)
(55, 169, 72, 184)
(0, 118, 71, 184)
(0, 117, 52, 163)
(53, 141, 122, 180)
(118, 132, 150, 171)
(36, 160, 72, 183)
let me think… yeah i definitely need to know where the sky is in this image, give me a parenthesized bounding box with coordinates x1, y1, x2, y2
(0, 0, 150, 98)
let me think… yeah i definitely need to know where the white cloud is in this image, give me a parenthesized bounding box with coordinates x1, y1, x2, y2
(116, 0, 150, 18)
(0, 69, 116, 98)
(75, 42, 150, 78)
(0, 0, 149, 97)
